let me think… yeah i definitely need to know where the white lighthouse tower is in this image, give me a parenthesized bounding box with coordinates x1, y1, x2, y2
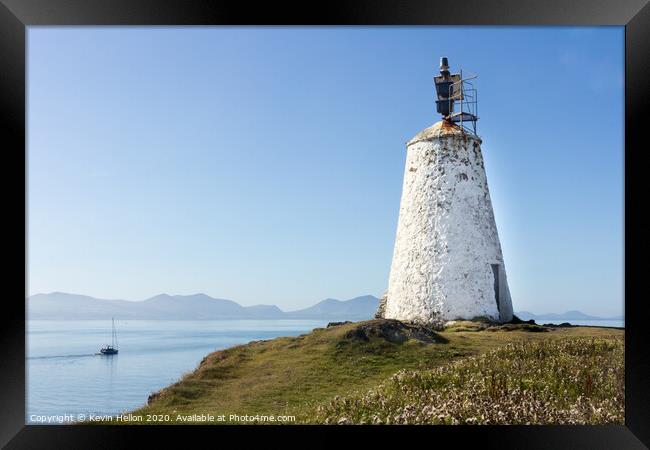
(377, 57, 513, 325)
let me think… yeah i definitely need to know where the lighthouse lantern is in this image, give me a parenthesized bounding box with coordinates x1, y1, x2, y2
(433, 56, 478, 134)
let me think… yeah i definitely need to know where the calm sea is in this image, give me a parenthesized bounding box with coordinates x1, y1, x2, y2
(26, 319, 328, 423)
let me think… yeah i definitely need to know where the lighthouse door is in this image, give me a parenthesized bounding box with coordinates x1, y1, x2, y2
(491, 264, 501, 314)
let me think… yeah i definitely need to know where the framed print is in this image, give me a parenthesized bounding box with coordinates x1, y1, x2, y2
(1, 0, 648, 448)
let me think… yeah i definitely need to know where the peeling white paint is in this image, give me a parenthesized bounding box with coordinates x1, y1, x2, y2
(382, 121, 513, 325)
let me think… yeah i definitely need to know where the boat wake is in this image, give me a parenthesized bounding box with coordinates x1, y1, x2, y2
(27, 353, 98, 360)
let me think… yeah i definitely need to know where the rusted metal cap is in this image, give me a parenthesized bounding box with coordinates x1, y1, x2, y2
(407, 120, 480, 146)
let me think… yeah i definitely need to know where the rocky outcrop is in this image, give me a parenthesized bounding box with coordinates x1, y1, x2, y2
(374, 292, 388, 319)
(327, 321, 353, 328)
(342, 319, 447, 344)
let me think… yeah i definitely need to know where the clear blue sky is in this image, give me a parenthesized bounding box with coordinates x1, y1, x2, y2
(27, 26, 623, 316)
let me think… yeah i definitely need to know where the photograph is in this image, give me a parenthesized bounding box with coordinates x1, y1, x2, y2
(4, 1, 650, 447)
(23, 25, 626, 427)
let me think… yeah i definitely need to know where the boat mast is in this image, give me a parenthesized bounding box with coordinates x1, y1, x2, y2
(112, 317, 118, 349)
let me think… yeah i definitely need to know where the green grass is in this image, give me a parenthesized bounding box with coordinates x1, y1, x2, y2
(312, 336, 624, 425)
(134, 319, 623, 424)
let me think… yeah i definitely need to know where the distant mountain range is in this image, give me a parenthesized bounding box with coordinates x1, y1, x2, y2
(27, 292, 380, 321)
(515, 310, 623, 321)
(27, 292, 622, 322)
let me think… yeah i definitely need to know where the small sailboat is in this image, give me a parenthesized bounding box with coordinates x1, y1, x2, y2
(100, 317, 119, 355)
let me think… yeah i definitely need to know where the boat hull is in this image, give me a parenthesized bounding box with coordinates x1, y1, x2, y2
(100, 347, 118, 355)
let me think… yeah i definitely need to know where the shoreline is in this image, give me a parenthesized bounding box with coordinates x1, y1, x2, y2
(27, 320, 625, 425)
(131, 320, 624, 425)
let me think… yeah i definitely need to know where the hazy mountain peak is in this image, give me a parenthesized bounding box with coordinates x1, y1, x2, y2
(145, 293, 174, 301)
(175, 293, 210, 300)
(319, 298, 343, 304)
(27, 292, 381, 321)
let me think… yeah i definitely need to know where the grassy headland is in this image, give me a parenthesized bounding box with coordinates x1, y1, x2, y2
(135, 319, 623, 424)
(314, 336, 624, 424)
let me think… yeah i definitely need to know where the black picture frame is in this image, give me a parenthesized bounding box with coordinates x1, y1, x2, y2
(1, 0, 648, 448)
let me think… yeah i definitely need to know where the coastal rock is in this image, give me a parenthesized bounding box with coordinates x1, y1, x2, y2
(510, 314, 537, 325)
(374, 292, 388, 319)
(147, 391, 161, 404)
(343, 319, 447, 344)
(327, 321, 353, 328)
(542, 322, 573, 328)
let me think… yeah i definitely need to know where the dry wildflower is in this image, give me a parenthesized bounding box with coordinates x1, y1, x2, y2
(311, 337, 624, 425)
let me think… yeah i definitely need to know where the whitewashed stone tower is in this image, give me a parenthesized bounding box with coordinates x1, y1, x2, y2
(378, 57, 513, 325)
